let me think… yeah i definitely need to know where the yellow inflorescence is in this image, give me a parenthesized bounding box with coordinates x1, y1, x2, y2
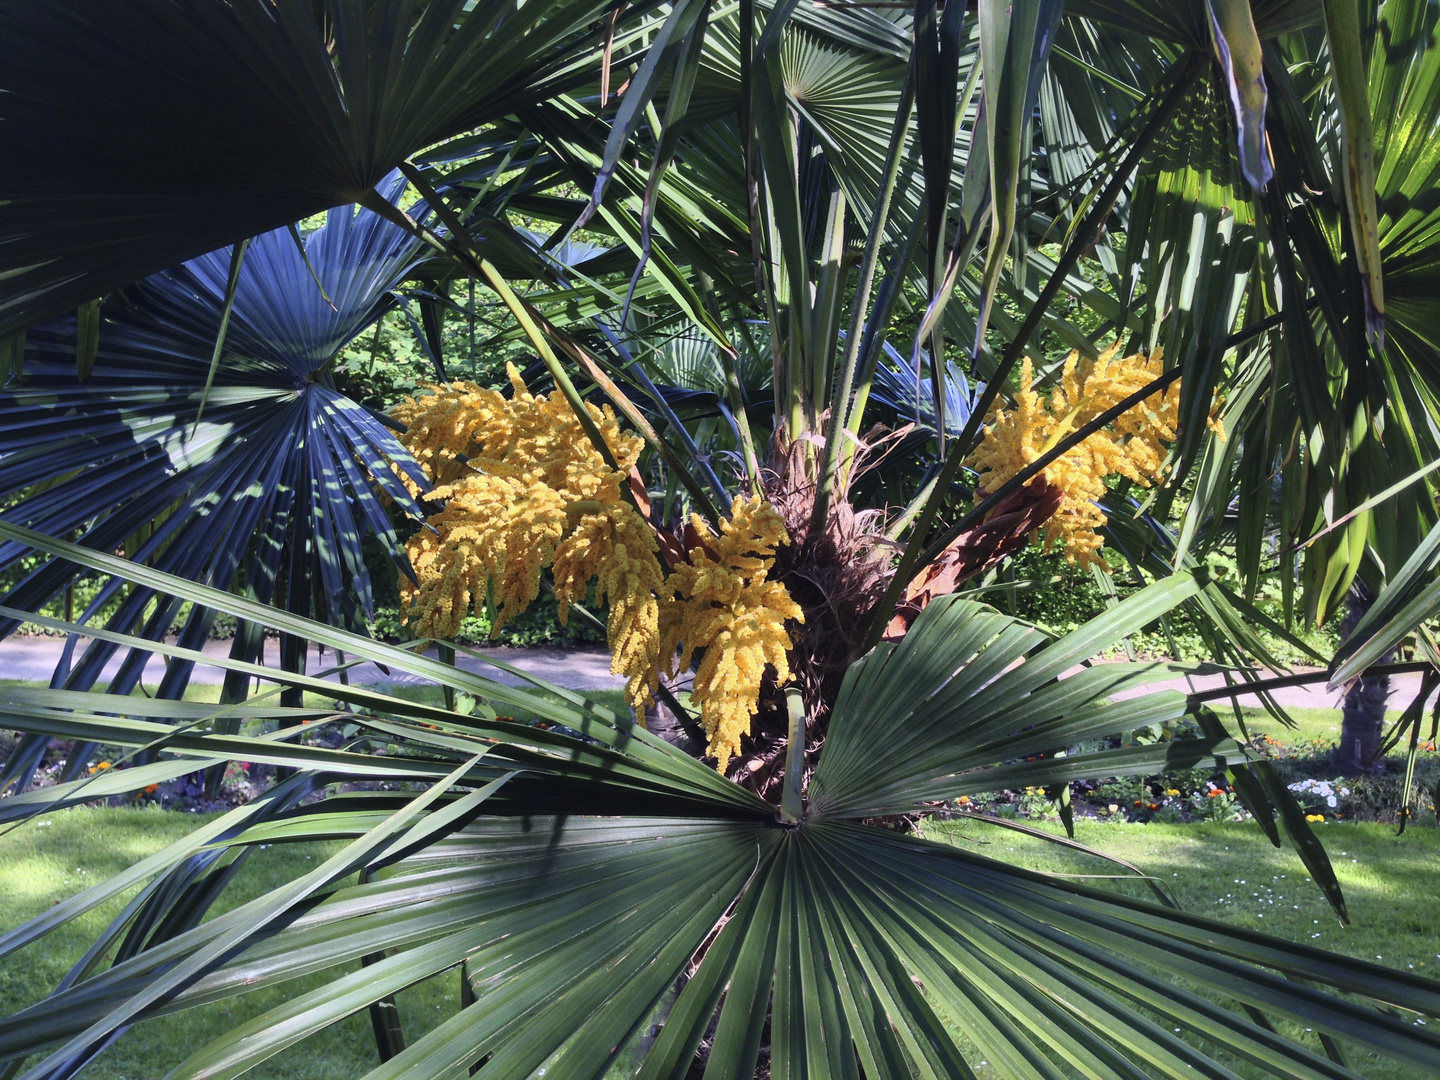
(658, 497, 804, 772)
(402, 475, 567, 640)
(393, 372, 802, 767)
(552, 502, 664, 707)
(967, 345, 1185, 568)
(395, 364, 647, 641)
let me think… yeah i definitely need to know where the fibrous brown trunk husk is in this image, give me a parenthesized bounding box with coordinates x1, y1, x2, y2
(728, 434, 1066, 801)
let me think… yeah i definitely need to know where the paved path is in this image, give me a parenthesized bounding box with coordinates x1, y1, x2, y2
(1123, 667, 1438, 714)
(0, 636, 626, 693)
(1, 636, 1435, 713)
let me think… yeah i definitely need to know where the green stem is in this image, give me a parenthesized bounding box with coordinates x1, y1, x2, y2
(779, 686, 806, 824)
(438, 643, 456, 713)
(885, 474, 938, 541)
(193, 238, 250, 428)
(366, 173, 618, 472)
(809, 183, 847, 434)
(843, 220, 923, 449)
(720, 339, 763, 498)
(527, 307, 723, 525)
(390, 163, 728, 526)
(705, 281, 762, 496)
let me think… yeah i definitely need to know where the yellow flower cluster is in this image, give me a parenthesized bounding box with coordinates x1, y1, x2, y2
(967, 345, 1184, 568)
(394, 367, 660, 702)
(552, 499, 664, 706)
(402, 475, 566, 639)
(391, 365, 638, 498)
(393, 374, 803, 770)
(658, 497, 804, 772)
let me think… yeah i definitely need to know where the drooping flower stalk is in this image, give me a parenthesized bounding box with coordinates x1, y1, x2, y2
(393, 365, 662, 705)
(657, 496, 804, 772)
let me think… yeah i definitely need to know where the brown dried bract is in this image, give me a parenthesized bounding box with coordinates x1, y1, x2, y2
(884, 477, 1063, 640)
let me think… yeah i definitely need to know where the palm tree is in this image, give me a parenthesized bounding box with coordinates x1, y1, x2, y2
(2, 0, 1440, 1076)
(0, 538, 1435, 1078)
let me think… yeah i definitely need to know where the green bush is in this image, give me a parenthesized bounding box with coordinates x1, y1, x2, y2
(990, 545, 1339, 665)
(369, 589, 606, 648)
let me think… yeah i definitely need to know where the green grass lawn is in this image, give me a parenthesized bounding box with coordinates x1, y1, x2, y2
(1237, 704, 1349, 743)
(0, 681, 632, 1078)
(927, 816, 1440, 1079)
(1, 685, 1434, 1076)
(0, 808, 454, 1080)
(1, 809, 1435, 1078)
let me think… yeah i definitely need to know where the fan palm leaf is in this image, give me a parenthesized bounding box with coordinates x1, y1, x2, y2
(0, 528, 1437, 1079)
(0, 175, 428, 790)
(0, 0, 685, 340)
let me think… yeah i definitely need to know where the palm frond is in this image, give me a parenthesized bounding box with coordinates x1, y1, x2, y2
(0, 0, 676, 338)
(3, 531, 1436, 1078)
(0, 177, 429, 789)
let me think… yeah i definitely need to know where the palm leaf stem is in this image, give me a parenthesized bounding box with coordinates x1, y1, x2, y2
(1319, 0, 1385, 346)
(710, 285, 764, 493)
(779, 686, 805, 824)
(526, 307, 725, 523)
(843, 221, 924, 461)
(1186, 660, 1439, 704)
(192, 238, 250, 428)
(576, 308, 733, 508)
(810, 53, 917, 536)
(358, 182, 619, 472)
(391, 164, 726, 524)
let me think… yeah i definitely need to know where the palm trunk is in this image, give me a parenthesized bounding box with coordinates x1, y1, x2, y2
(1331, 582, 1390, 777)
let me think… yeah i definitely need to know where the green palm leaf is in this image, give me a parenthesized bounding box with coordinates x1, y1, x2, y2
(0, 0, 681, 339)
(1, 529, 1438, 1078)
(0, 175, 431, 792)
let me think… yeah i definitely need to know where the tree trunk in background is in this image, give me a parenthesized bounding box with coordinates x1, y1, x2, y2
(639, 696, 703, 757)
(1332, 582, 1390, 777)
